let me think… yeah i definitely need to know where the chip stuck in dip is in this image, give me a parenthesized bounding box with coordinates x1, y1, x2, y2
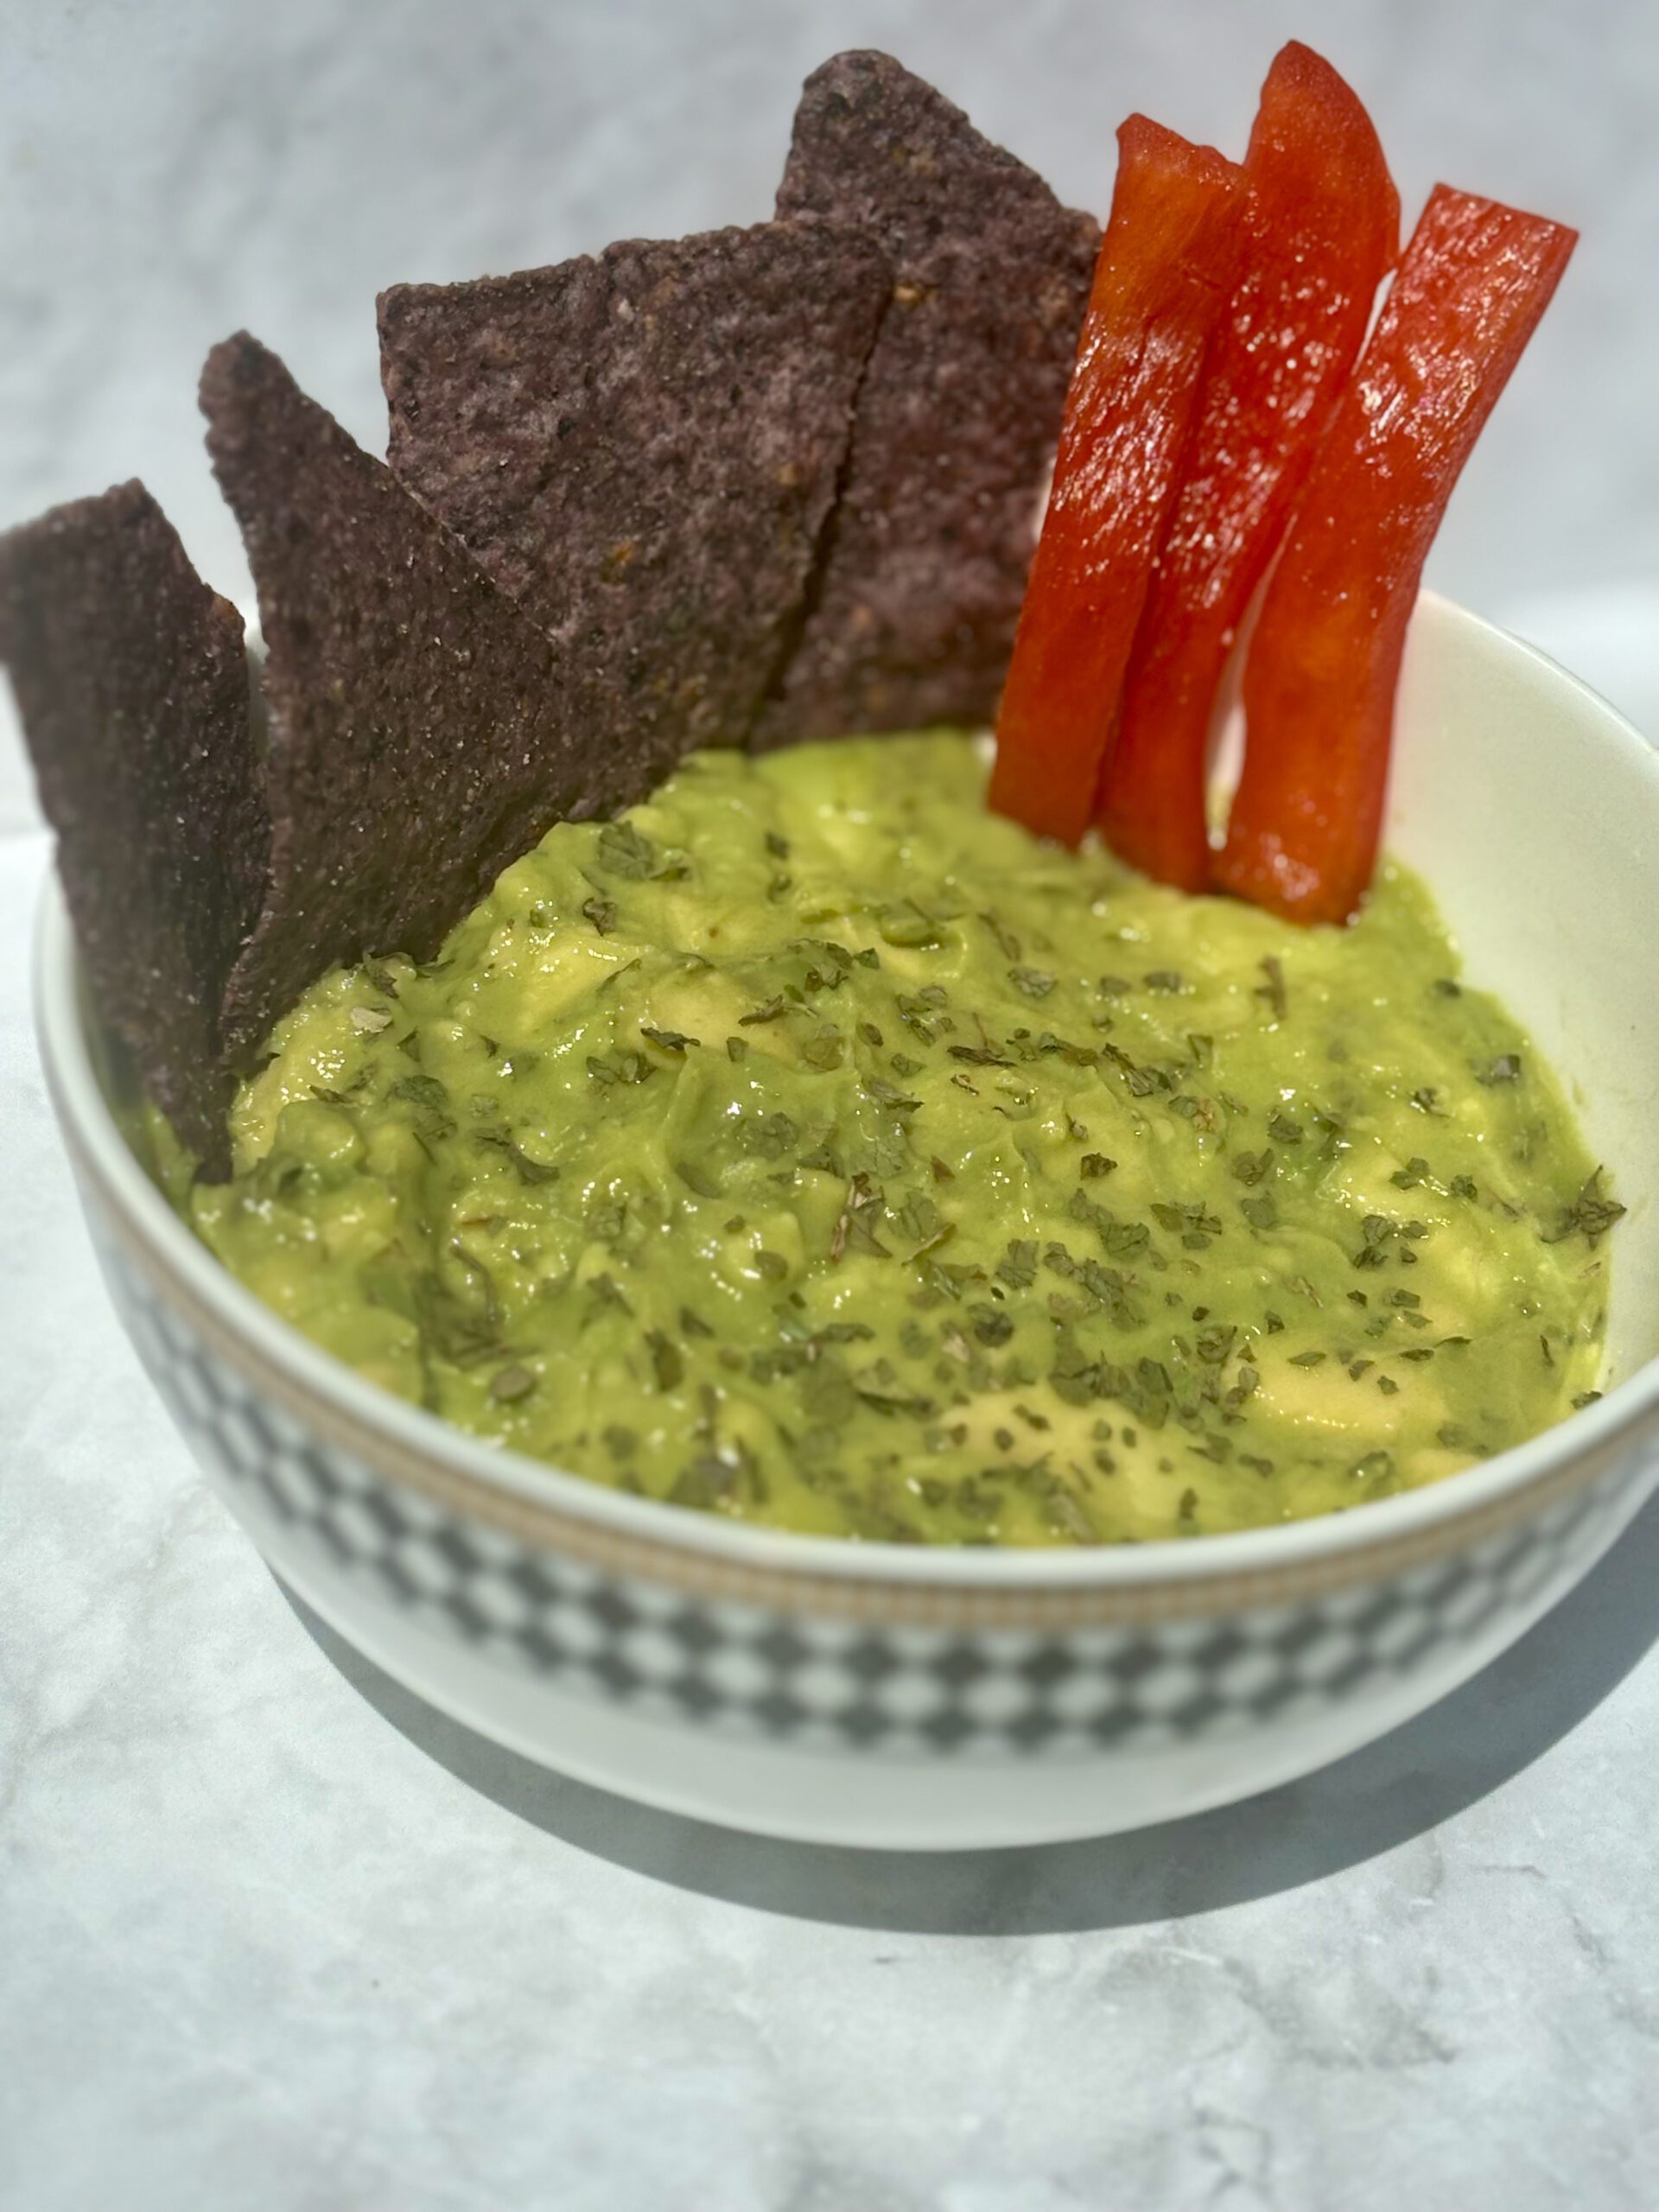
(2, 45, 1618, 1547)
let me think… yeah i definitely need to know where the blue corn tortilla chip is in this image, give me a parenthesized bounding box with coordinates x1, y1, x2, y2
(10, 66, 1090, 1174)
(753, 50, 1100, 746)
(0, 480, 266, 1174)
(378, 219, 890, 764)
(201, 332, 613, 1063)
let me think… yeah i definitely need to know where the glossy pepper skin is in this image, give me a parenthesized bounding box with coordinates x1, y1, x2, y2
(1096, 43, 1399, 890)
(987, 117, 1244, 848)
(1214, 187, 1577, 925)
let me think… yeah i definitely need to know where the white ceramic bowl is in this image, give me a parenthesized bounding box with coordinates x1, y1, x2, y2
(33, 593, 1659, 1849)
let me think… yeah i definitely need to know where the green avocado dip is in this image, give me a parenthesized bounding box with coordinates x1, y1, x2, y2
(152, 733, 1618, 1546)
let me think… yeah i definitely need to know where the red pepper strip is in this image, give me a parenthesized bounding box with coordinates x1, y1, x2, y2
(1214, 187, 1576, 924)
(987, 117, 1245, 847)
(1097, 44, 1398, 889)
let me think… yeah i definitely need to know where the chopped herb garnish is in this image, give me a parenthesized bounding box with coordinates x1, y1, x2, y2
(1102, 1219, 1151, 1261)
(1540, 1169, 1626, 1248)
(740, 1111, 798, 1161)
(595, 820, 658, 879)
(587, 1048, 654, 1087)
(798, 1025, 844, 1071)
(645, 1331, 683, 1390)
(830, 1173, 887, 1262)
(897, 1193, 951, 1258)
(863, 1076, 920, 1111)
(1151, 1200, 1222, 1240)
(389, 1073, 449, 1116)
(475, 1128, 562, 1185)
(969, 1305, 1014, 1347)
(995, 1239, 1039, 1290)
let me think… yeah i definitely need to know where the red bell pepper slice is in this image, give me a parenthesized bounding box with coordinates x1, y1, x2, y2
(987, 117, 1245, 848)
(1214, 187, 1576, 923)
(1096, 43, 1398, 890)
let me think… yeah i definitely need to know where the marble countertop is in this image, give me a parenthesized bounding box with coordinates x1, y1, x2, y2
(6, 3, 1659, 2202)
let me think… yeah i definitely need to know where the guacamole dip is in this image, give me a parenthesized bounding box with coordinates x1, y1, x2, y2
(158, 734, 1616, 1545)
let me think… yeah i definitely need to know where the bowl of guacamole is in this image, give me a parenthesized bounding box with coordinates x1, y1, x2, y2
(153, 730, 1611, 1548)
(35, 594, 1659, 1847)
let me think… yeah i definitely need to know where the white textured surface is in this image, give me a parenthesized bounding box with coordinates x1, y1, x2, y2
(6, 3, 1659, 2202)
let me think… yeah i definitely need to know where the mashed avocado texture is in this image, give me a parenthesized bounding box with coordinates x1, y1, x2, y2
(162, 734, 1615, 1544)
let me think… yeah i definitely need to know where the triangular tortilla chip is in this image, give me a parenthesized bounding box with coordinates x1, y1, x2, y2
(754, 51, 1100, 745)
(1, 481, 265, 1174)
(201, 333, 606, 1061)
(378, 219, 889, 764)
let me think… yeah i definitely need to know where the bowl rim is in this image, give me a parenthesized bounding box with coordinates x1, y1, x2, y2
(32, 590, 1659, 1603)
